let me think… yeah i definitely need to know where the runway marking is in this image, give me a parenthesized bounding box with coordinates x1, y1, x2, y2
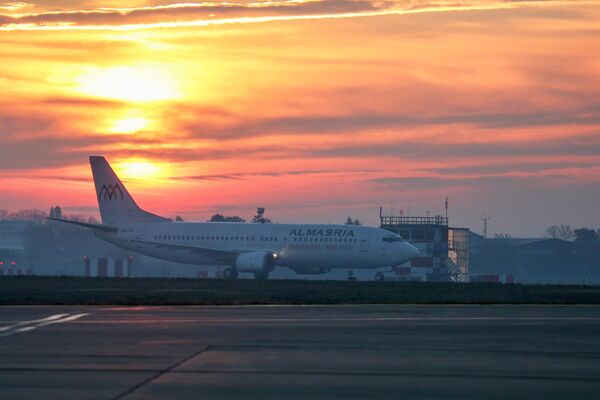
(0, 313, 89, 338)
(0, 314, 68, 332)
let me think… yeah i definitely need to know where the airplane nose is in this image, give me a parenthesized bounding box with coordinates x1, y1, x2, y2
(397, 242, 419, 264)
(406, 243, 419, 259)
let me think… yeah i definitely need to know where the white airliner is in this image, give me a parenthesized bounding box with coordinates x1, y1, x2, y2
(52, 156, 419, 279)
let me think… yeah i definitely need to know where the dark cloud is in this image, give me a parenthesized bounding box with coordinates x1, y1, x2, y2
(178, 104, 600, 140)
(309, 134, 600, 160)
(177, 169, 378, 181)
(367, 168, 597, 190)
(426, 161, 600, 176)
(0, 1, 388, 27)
(0, 112, 59, 139)
(0, 133, 159, 170)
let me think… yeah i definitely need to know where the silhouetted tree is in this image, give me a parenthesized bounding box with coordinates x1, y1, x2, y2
(209, 213, 245, 222)
(574, 228, 599, 245)
(344, 217, 362, 226)
(546, 225, 574, 241)
(49, 206, 62, 219)
(252, 207, 271, 223)
(174, 215, 184, 221)
(11, 209, 47, 222)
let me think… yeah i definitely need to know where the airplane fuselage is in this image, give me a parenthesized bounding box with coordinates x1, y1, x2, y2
(97, 221, 417, 273)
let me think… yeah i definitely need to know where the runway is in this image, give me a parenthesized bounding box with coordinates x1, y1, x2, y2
(0, 305, 599, 399)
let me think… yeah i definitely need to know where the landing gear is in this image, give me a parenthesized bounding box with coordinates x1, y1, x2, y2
(223, 267, 238, 280)
(254, 270, 269, 280)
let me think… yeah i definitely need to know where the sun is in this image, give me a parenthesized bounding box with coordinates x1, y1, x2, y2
(115, 160, 168, 180)
(76, 66, 179, 102)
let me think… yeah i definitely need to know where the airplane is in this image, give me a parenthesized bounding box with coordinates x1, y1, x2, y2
(51, 156, 419, 280)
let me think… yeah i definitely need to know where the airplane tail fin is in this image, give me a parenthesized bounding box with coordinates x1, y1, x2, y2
(89, 156, 170, 225)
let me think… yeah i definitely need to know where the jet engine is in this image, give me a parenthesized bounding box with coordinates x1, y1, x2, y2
(235, 251, 276, 273)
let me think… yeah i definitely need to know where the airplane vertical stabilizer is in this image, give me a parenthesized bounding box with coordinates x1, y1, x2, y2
(89, 156, 170, 225)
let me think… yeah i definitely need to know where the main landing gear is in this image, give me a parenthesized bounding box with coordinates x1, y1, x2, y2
(222, 268, 270, 280)
(254, 271, 269, 280)
(223, 267, 238, 280)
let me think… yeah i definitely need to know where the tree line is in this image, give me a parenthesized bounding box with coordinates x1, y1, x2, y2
(546, 225, 600, 245)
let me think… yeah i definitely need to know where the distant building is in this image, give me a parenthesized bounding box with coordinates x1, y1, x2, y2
(469, 232, 599, 284)
(0, 221, 29, 274)
(0, 220, 28, 251)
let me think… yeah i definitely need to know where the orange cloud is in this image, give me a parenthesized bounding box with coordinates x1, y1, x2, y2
(1, 1, 599, 235)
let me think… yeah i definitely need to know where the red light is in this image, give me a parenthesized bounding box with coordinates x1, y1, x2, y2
(10, 261, 16, 265)
(0, 261, 3, 265)
(83, 256, 89, 260)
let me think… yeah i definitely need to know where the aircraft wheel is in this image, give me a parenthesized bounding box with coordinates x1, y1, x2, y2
(374, 272, 385, 281)
(223, 267, 238, 280)
(254, 271, 269, 280)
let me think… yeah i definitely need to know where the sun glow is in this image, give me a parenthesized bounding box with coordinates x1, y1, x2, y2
(109, 117, 148, 134)
(116, 160, 168, 180)
(76, 66, 179, 102)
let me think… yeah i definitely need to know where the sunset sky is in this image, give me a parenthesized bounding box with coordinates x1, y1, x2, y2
(1, 0, 599, 236)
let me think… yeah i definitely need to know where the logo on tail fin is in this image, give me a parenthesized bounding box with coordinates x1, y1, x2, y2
(98, 183, 124, 201)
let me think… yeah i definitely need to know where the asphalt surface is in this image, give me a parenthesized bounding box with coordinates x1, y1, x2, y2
(0, 305, 599, 399)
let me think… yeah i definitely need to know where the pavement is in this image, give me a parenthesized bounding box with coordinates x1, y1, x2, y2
(0, 305, 599, 399)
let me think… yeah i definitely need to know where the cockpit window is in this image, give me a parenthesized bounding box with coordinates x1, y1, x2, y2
(382, 236, 404, 243)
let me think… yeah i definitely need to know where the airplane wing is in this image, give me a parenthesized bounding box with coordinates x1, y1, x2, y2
(130, 239, 244, 264)
(49, 217, 118, 233)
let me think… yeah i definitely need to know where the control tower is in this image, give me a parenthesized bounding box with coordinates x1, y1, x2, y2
(379, 208, 469, 282)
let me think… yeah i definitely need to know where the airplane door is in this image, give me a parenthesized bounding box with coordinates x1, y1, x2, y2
(135, 227, 145, 241)
(360, 233, 370, 252)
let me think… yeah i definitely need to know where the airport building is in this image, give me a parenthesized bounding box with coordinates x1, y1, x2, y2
(380, 209, 469, 282)
(0, 220, 30, 275)
(469, 233, 599, 284)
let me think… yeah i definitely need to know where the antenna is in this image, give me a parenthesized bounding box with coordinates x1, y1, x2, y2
(481, 215, 489, 239)
(445, 196, 448, 219)
(482, 214, 490, 273)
